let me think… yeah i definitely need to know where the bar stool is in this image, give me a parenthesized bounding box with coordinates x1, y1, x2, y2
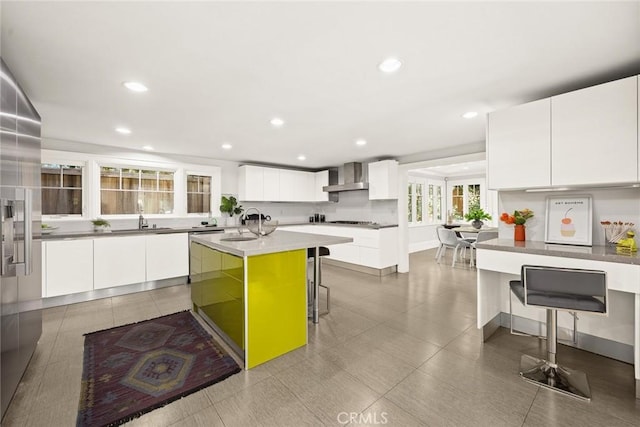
(509, 265, 608, 401)
(308, 247, 330, 314)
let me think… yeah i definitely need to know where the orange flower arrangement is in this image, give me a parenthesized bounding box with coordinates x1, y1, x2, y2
(500, 209, 534, 226)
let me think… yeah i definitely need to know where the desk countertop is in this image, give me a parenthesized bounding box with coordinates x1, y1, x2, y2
(190, 230, 352, 257)
(476, 239, 640, 265)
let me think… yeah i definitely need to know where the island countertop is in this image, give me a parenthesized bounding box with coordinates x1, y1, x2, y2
(476, 238, 640, 265)
(190, 230, 353, 257)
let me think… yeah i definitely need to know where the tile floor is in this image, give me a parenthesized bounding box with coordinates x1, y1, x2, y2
(4, 249, 640, 426)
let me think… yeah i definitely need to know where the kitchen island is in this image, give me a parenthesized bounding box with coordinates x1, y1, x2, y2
(475, 239, 640, 398)
(189, 230, 352, 369)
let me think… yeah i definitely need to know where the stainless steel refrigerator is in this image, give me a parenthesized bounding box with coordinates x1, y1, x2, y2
(0, 58, 42, 419)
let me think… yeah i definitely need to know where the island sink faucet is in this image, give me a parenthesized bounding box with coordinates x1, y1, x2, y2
(243, 207, 262, 236)
(138, 213, 148, 229)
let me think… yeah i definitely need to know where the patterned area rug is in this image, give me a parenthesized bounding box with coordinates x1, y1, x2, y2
(77, 310, 240, 427)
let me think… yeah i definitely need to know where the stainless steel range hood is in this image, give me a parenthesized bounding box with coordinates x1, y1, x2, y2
(322, 162, 369, 192)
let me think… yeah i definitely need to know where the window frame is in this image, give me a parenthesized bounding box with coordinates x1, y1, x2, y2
(97, 162, 178, 218)
(408, 175, 444, 227)
(185, 170, 216, 217)
(41, 155, 87, 220)
(447, 178, 487, 223)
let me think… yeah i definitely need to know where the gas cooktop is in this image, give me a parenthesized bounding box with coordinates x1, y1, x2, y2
(329, 220, 376, 225)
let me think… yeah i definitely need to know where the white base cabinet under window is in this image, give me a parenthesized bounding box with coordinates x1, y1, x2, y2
(146, 233, 189, 281)
(44, 239, 94, 297)
(94, 236, 146, 289)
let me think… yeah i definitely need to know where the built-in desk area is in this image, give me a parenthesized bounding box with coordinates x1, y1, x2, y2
(475, 239, 640, 399)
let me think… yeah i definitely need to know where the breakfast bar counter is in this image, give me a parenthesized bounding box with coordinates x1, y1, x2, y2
(189, 230, 351, 369)
(475, 239, 640, 398)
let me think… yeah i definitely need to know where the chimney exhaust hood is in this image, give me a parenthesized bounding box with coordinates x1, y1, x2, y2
(323, 162, 369, 193)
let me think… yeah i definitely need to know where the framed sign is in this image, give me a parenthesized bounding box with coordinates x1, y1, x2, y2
(544, 195, 592, 246)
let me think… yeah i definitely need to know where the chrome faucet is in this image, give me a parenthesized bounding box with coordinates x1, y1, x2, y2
(243, 207, 262, 236)
(138, 213, 148, 230)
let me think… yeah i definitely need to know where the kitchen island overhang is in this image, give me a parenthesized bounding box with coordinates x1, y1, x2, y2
(189, 230, 352, 369)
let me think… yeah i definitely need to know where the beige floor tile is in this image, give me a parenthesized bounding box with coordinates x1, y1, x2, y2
(349, 397, 425, 426)
(384, 312, 468, 348)
(347, 323, 442, 368)
(170, 404, 226, 427)
(213, 376, 316, 427)
(318, 343, 415, 394)
(276, 356, 380, 426)
(204, 364, 273, 404)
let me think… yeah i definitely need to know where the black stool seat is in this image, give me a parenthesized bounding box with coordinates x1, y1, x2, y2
(308, 247, 330, 258)
(509, 280, 606, 312)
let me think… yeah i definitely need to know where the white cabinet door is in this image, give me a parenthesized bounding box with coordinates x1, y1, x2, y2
(238, 165, 264, 201)
(263, 168, 280, 201)
(146, 233, 189, 281)
(487, 98, 551, 190)
(44, 240, 94, 297)
(368, 160, 398, 199)
(94, 236, 146, 289)
(279, 169, 296, 201)
(552, 76, 638, 186)
(315, 170, 329, 201)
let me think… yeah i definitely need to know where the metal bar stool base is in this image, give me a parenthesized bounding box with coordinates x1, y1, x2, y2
(519, 354, 591, 401)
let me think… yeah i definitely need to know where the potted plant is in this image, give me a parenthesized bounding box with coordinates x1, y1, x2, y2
(219, 196, 243, 226)
(91, 218, 111, 232)
(464, 207, 492, 229)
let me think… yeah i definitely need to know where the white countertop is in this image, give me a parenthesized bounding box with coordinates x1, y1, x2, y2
(190, 230, 353, 257)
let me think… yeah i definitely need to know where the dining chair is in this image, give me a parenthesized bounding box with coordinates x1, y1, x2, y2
(469, 230, 498, 267)
(436, 226, 472, 267)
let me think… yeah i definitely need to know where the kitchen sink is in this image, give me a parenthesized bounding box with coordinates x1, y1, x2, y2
(220, 236, 258, 242)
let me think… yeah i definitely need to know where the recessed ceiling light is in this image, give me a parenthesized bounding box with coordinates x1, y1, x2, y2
(221, 143, 232, 150)
(123, 81, 148, 92)
(462, 111, 478, 119)
(355, 139, 367, 146)
(378, 57, 402, 73)
(142, 145, 154, 151)
(115, 127, 131, 134)
(270, 117, 285, 127)
(297, 155, 306, 161)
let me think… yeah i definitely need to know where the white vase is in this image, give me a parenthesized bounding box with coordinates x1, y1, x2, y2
(225, 216, 236, 227)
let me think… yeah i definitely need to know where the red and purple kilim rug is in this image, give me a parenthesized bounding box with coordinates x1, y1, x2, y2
(76, 310, 240, 427)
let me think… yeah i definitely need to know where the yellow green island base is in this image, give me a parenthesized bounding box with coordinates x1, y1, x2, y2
(190, 230, 351, 369)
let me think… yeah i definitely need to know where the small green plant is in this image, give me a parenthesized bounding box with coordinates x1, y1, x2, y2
(464, 207, 492, 222)
(219, 196, 243, 217)
(91, 218, 110, 227)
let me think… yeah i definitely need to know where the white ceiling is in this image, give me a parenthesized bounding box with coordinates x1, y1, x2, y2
(411, 160, 487, 178)
(2, 1, 639, 169)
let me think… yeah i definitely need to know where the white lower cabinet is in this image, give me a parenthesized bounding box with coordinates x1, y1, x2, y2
(146, 233, 189, 281)
(93, 236, 146, 289)
(44, 240, 94, 297)
(42, 232, 191, 297)
(283, 225, 398, 269)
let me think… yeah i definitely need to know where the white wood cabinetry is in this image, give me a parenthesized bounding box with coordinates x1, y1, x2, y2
(238, 165, 328, 202)
(551, 76, 638, 186)
(238, 165, 264, 201)
(487, 75, 639, 190)
(487, 99, 551, 190)
(93, 236, 146, 289)
(315, 170, 329, 202)
(43, 240, 94, 297)
(146, 233, 189, 281)
(368, 160, 398, 200)
(284, 225, 398, 269)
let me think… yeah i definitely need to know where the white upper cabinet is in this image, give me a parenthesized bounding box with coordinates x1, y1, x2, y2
(238, 165, 264, 201)
(238, 165, 327, 202)
(263, 167, 280, 201)
(368, 160, 398, 200)
(487, 98, 551, 190)
(315, 170, 329, 202)
(551, 76, 638, 186)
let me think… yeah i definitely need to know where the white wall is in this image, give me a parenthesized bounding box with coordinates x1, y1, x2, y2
(499, 187, 640, 245)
